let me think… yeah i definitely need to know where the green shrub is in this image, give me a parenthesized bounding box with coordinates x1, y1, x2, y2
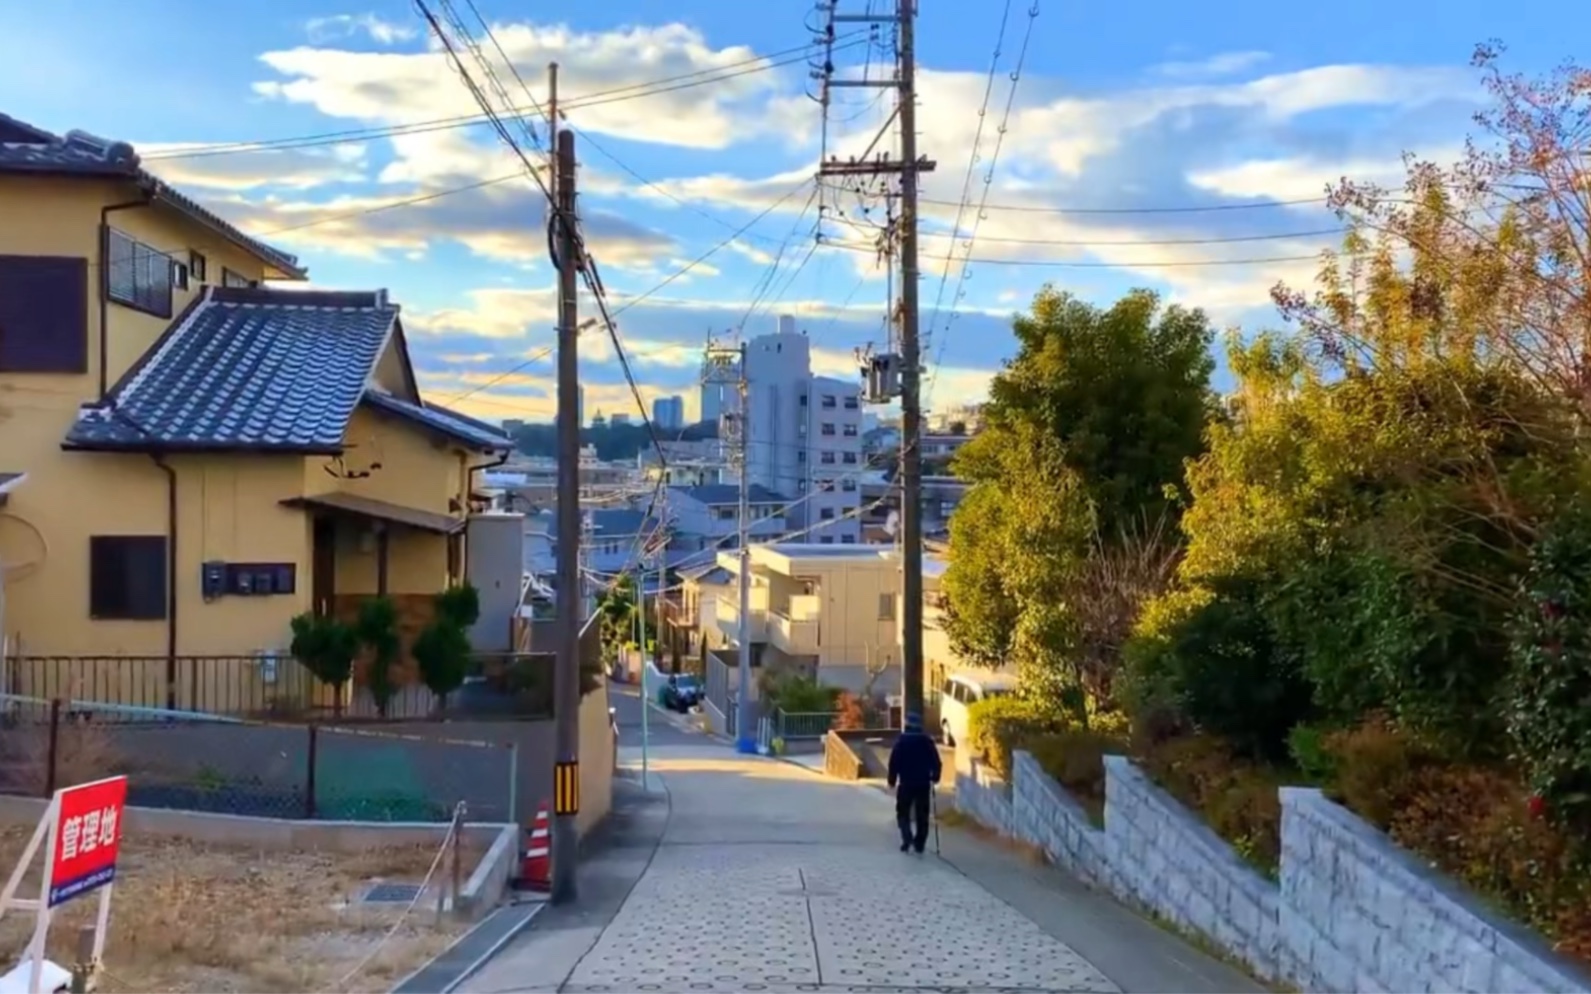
(1510, 504, 1591, 829)
(1125, 573, 1313, 763)
(1024, 727, 1128, 824)
(764, 674, 839, 714)
(1135, 733, 1285, 873)
(965, 696, 1056, 779)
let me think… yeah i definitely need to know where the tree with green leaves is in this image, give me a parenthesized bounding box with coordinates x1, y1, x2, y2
(943, 287, 1215, 708)
(414, 583, 482, 712)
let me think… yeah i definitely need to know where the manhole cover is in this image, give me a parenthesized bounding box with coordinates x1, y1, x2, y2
(363, 883, 424, 904)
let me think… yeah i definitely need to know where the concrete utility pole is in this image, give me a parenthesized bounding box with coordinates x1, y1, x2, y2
(551, 124, 581, 906)
(703, 342, 754, 751)
(820, 0, 934, 723)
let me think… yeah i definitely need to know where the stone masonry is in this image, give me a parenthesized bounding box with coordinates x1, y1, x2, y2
(954, 748, 1591, 994)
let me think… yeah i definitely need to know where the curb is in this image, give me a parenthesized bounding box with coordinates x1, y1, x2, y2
(390, 899, 546, 994)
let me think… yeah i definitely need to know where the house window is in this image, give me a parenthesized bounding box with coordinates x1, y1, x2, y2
(799, 394, 808, 407)
(841, 535, 857, 544)
(842, 424, 858, 437)
(842, 452, 858, 465)
(221, 267, 256, 289)
(821, 394, 837, 409)
(797, 450, 806, 463)
(105, 229, 174, 318)
(843, 396, 859, 410)
(172, 260, 190, 291)
(820, 536, 834, 544)
(89, 535, 168, 620)
(189, 250, 208, 282)
(0, 255, 89, 373)
(820, 508, 836, 520)
(821, 423, 836, 436)
(841, 478, 857, 492)
(715, 507, 735, 520)
(820, 452, 836, 465)
(878, 592, 895, 621)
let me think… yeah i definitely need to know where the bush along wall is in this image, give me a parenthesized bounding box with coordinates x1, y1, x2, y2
(952, 746, 1591, 994)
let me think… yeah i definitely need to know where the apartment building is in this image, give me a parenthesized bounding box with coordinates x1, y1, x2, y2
(652, 395, 685, 431)
(703, 542, 900, 694)
(738, 317, 864, 544)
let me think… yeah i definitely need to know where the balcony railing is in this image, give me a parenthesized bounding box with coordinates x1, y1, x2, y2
(714, 599, 767, 642)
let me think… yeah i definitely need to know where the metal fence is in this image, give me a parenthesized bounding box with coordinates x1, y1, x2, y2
(0, 653, 559, 722)
(775, 709, 839, 741)
(0, 694, 517, 823)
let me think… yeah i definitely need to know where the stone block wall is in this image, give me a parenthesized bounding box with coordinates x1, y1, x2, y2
(952, 748, 1591, 994)
(1281, 787, 1590, 994)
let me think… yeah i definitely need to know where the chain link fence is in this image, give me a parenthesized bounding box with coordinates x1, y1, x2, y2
(0, 694, 515, 823)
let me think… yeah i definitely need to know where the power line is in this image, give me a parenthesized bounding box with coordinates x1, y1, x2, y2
(145, 35, 871, 163)
(819, 238, 1324, 268)
(924, 0, 1039, 409)
(920, 194, 1331, 214)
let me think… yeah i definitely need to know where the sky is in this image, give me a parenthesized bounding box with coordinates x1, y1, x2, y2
(1, 0, 1584, 426)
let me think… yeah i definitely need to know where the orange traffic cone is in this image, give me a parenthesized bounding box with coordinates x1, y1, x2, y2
(519, 801, 551, 891)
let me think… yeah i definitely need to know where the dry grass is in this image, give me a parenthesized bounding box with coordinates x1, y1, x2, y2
(0, 827, 486, 993)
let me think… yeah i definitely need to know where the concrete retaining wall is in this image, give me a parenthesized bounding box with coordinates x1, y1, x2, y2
(953, 748, 1591, 993)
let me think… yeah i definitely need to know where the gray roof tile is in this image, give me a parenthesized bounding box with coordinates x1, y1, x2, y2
(0, 113, 304, 278)
(670, 483, 788, 506)
(363, 391, 511, 451)
(64, 287, 396, 451)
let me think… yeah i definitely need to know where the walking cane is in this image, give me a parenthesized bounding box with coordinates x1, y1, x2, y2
(931, 788, 942, 855)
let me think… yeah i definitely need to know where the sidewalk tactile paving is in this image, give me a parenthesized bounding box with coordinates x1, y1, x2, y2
(562, 846, 1118, 994)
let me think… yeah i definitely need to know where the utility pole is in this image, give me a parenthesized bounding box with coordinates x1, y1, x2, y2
(551, 125, 581, 906)
(822, 0, 934, 724)
(547, 63, 558, 192)
(703, 341, 753, 751)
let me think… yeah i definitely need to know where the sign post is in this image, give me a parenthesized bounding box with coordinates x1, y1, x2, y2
(0, 775, 127, 994)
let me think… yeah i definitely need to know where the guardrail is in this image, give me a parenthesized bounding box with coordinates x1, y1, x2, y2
(776, 709, 839, 741)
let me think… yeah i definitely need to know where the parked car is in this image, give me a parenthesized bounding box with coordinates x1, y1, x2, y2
(660, 674, 701, 712)
(937, 671, 1016, 747)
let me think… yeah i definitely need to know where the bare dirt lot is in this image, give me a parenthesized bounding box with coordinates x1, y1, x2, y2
(0, 827, 483, 993)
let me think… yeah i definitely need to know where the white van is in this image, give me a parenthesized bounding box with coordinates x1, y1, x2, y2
(937, 671, 1017, 747)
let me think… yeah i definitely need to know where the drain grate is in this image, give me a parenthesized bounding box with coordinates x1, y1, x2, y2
(363, 883, 424, 904)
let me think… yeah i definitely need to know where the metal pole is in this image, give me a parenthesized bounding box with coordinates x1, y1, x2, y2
(734, 343, 756, 753)
(896, 0, 926, 724)
(551, 126, 581, 906)
(638, 563, 649, 783)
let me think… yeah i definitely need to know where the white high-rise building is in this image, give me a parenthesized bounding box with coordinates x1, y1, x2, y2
(739, 315, 863, 544)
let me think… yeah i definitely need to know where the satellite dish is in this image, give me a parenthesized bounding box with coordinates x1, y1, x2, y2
(883, 509, 900, 537)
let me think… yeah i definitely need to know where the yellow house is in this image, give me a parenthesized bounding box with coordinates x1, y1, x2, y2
(703, 543, 902, 695)
(0, 112, 512, 710)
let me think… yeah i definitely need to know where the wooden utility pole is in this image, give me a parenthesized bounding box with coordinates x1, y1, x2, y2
(551, 125, 582, 906)
(820, 0, 934, 723)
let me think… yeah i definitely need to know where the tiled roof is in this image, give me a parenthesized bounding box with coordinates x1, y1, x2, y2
(670, 483, 789, 506)
(64, 287, 397, 452)
(589, 508, 651, 536)
(363, 391, 511, 451)
(0, 112, 304, 279)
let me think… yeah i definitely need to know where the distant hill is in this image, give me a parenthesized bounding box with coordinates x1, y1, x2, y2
(512, 419, 718, 461)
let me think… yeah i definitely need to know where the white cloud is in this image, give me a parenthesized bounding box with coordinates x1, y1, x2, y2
(305, 14, 418, 46)
(139, 143, 367, 191)
(1152, 51, 1272, 79)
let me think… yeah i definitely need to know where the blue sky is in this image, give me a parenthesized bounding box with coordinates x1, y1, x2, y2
(2, 0, 1583, 424)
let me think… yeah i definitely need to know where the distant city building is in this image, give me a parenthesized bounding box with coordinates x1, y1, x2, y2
(652, 395, 686, 431)
(611, 412, 632, 426)
(503, 418, 525, 434)
(739, 315, 864, 544)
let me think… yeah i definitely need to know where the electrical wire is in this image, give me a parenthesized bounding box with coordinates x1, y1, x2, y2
(924, 0, 1040, 409)
(144, 35, 871, 162)
(818, 238, 1327, 268)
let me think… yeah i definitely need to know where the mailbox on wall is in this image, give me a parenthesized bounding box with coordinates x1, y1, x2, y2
(200, 561, 297, 601)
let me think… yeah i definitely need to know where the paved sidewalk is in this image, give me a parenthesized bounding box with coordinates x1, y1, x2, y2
(466, 743, 1262, 994)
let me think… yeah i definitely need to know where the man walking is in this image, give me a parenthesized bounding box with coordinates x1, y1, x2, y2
(887, 712, 942, 853)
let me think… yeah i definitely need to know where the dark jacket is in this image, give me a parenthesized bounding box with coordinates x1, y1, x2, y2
(888, 730, 942, 789)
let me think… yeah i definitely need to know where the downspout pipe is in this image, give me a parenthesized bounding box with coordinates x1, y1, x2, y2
(98, 197, 152, 400)
(151, 454, 178, 710)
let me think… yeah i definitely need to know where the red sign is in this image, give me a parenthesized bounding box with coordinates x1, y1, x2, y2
(48, 776, 127, 907)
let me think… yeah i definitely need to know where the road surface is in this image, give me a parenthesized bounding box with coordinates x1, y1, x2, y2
(465, 732, 1261, 994)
